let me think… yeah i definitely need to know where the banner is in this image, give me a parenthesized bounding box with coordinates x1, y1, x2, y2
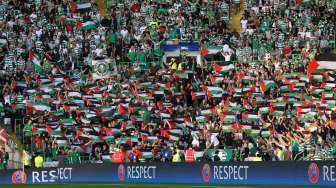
(92, 59, 111, 80)
(1, 161, 335, 186)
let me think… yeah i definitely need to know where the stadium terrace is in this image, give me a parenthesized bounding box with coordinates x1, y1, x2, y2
(0, 0, 335, 187)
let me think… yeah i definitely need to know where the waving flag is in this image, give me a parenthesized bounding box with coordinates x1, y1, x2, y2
(213, 63, 234, 74)
(29, 50, 43, 74)
(308, 60, 336, 74)
(80, 21, 96, 31)
(30, 102, 51, 112)
(259, 80, 275, 92)
(202, 86, 224, 98)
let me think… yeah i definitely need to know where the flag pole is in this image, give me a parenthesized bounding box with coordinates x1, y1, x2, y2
(22, 130, 25, 184)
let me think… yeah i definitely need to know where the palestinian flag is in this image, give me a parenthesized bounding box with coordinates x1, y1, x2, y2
(213, 63, 234, 74)
(55, 139, 70, 147)
(168, 129, 183, 141)
(222, 125, 233, 133)
(141, 151, 154, 160)
(261, 130, 271, 138)
(222, 114, 236, 123)
(308, 59, 336, 74)
(242, 112, 260, 121)
(201, 47, 209, 57)
(250, 129, 261, 138)
(46, 125, 62, 136)
(70, 2, 91, 13)
(29, 50, 43, 74)
(78, 21, 96, 31)
(195, 116, 208, 123)
(259, 80, 275, 92)
(29, 102, 51, 112)
(296, 0, 310, 3)
(202, 86, 224, 98)
(191, 91, 205, 100)
(303, 122, 317, 132)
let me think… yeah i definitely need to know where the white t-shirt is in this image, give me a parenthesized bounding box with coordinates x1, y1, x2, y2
(210, 134, 219, 147)
(241, 19, 248, 30)
(120, 29, 128, 38)
(224, 54, 231, 61)
(95, 48, 103, 57)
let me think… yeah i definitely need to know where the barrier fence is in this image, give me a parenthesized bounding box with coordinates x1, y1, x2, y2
(1, 161, 335, 186)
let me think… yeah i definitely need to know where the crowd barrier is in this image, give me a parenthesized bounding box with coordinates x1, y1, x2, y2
(0, 161, 335, 186)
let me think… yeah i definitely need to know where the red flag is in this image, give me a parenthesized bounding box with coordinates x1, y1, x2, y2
(75, 109, 81, 116)
(76, 21, 83, 28)
(46, 125, 53, 134)
(232, 122, 243, 130)
(307, 59, 319, 74)
(98, 135, 105, 141)
(146, 91, 153, 97)
(118, 104, 128, 115)
(184, 117, 191, 123)
(211, 108, 217, 114)
(259, 82, 266, 92)
(11, 81, 17, 89)
(70, 2, 77, 13)
(191, 92, 197, 101)
(167, 121, 176, 129)
(296, 106, 302, 117)
(126, 138, 132, 146)
(63, 105, 70, 112)
(129, 104, 135, 113)
(242, 112, 248, 119)
(243, 99, 248, 107)
(220, 113, 226, 120)
(35, 136, 43, 147)
(75, 129, 82, 139)
(167, 106, 174, 113)
(213, 64, 222, 73)
(322, 70, 330, 80)
(207, 92, 213, 99)
(105, 128, 113, 136)
(270, 126, 276, 137)
(31, 126, 37, 134)
(130, 3, 141, 13)
(330, 120, 336, 129)
(160, 130, 170, 138)
(172, 73, 179, 80)
(26, 103, 34, 114)
(142, 135, 148, 142)
(288, 83, 296, 91)
(165, 82, 172, 88)
(200, 47, 209, 57)
(130, 115, 137, 124)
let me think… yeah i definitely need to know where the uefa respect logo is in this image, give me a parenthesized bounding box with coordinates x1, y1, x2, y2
(308, 163, 320, 184)
(11, 170, 27, 184)
(118, 164, 126, 181)
(202, 163, 211, 182)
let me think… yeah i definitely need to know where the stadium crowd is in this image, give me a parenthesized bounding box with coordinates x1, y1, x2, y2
(0, 0, 336, 168)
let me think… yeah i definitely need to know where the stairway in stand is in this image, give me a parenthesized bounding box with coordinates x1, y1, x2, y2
(97, 0, 107, 17)
(228, 0, 245, 33)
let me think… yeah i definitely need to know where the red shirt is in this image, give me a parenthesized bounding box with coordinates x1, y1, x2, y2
(282, 47, 292, 55)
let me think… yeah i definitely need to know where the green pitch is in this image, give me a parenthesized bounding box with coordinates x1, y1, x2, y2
(0, 183, 328, 188)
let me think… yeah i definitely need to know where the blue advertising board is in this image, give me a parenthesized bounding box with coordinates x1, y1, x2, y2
(1, 161, 336, 186)
(163, 42, 200, 52)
